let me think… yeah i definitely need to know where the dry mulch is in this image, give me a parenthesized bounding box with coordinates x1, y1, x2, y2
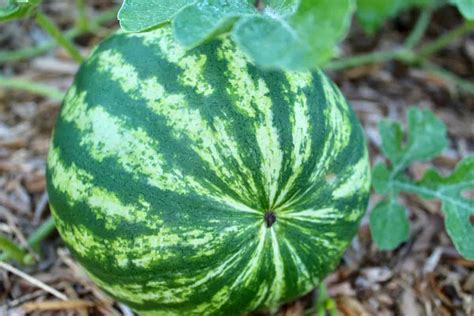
(1, 2, 473, 315)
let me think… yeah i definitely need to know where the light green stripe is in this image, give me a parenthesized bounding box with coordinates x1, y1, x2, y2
(96, 49, 261, 211)
(48, 146, 159, 230)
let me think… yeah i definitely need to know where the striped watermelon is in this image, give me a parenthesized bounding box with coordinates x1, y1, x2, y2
(47, 26, 370, 315)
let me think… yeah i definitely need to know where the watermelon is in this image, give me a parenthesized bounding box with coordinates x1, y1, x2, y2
(46, 26, 370, 315)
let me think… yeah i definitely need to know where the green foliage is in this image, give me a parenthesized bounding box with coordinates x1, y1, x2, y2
(173, 1, 255, 48)
(396, 157, 474, 259)
(118, 0, 189, 32)
(0, 235, 34, 265)
(371, 107, 474, 259)
(118, 0, 354, 71)
(369, 199, 409, 249)
(314, 283, 339, 316)
(0, 0, 40, 21)
(355, 0, 434, 34)
(233, 0, 354, 70)
(449, 0, 474, 20)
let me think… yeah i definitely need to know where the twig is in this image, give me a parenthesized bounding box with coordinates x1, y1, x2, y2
(0, 75, 64, 101)
(0, 7, 118, 63)
(0, 261, 68, 300)
(35, 11, 84, 63)
(22, 299, 95, 312)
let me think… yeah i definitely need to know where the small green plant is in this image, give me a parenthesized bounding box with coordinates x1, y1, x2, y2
(370, 107, 474, 259)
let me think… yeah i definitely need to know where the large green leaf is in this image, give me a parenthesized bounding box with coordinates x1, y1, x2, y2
(0, 0, 40, 22)
(370, 199, 410, 250)
(172, 0, 256, 48)
(118, 0, 191, 32)
(449, 0, 474, 20)
(393, 157, 474, 259)
(232, 0, 354, 70)
(379, 107, 447, 174)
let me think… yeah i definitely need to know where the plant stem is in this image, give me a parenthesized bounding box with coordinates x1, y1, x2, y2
(420, 60, 474, 94)
(27, 216, 56, 251)
(0, 235, 33, 265)
(0, 7, 118, 63)
(0, 75, 64, 101)
(75, 0, 88, 31)
(404, 8, 433, 49)
(417, 22, 474, 58)
(35, 11, 84, 63)
(324, 49, 405, 71)
(0, 217, 56, 264)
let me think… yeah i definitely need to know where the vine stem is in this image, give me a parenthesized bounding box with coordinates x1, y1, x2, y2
(324, 49, 404, 71)
(324, 11, 474, 94)
(0, 75, 64, 101)
(0, 7, 118, 63)
(420, 60, 474, 94)
(35, 11, 84, 63)
(404, 7, 433, 49)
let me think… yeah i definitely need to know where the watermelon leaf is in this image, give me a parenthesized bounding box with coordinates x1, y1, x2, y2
(0, 0, 40, 22)
(371, 107, 473, 259)
(392, 157, 474, 259)
(370, 199, 409, 250)
(118, 0, 353, 70)
(379, 107, 447, 174)
(232, 0, 354, 70)
(449, 0, 474, 20)
(172, 1, 256, 48)
(118, 0, 191, 32)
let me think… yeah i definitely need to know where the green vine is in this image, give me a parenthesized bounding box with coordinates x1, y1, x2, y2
(0, 75, 64, 101)
(325, 14, 474, 94)
(35, 11, 84, 63)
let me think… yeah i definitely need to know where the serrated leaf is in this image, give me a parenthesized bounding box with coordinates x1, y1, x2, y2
(232, 0, 354, 70)
(172, 0, 256, 48)
(118, 0, 191, 32)
(380, 107, 447, 174)
(0, 0, 39, 22)
(449, 0, 474, 20)
(393, 156, 474, 259)
(370, 199, 410, 250)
